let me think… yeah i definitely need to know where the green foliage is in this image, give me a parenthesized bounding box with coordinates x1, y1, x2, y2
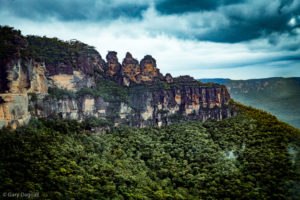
(0, 26, 24, 60)
(157, 109, 169, 115)
(76, 87, 96, 98)
(235, 101, 300, 144)
(47, 81, 129, 116)
(0, 26, 97, 67)
(168, 112, 184, 122)
(128, 85, 150, 113)
(73, 80, 129, 103)
(26, 36, 96, 66)
(149, 81, 171, 91)
(47, 87, 76, 99)
(0, 105, 299, 199)
(170, 76, 217, 90)
(28, 93, 38, 102)
(83, 117, 112, 130)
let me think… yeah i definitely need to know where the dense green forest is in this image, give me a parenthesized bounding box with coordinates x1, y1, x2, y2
(25, 35, 98, 66)
(0, 25, 97, 67)
(0, 103, 299, 199)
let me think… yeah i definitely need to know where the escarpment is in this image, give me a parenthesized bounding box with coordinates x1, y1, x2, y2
(0, 26, 235, 129)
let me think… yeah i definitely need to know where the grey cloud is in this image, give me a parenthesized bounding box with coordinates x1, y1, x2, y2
(0, 0, 149, 21)
(155, 0, 244, 14)
(153, 0, 300, 44)
(218, 1, 299, 41)
(278, 0, 294, 13)
(1, 0, 300, 46)
(203, 54, 300, 69)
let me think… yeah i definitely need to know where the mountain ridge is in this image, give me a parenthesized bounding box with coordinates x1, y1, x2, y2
(0, 26, 234, 129)
(199, 77, 300, 129)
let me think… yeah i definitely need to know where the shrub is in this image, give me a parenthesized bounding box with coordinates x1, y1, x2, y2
(48, 87, 76, 99)
(83, 117, 112, 129)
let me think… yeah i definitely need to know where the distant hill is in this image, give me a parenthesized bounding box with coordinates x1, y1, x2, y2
(200, 77, 300, 129)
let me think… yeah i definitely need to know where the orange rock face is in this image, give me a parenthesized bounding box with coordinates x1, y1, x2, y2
(175, 94, 181, 104)
(5, 60, 48, 94)
(106, 51, 121, 76)
(120, 53, 165, 85)
(0, 94, 30, 129)
(121, 52, 140, 84)
(28, 62, 48, 93)
(140, 55, 159, 82)
(6, 60, 29, 94)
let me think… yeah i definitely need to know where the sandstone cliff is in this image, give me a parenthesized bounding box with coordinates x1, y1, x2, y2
(0, 26, 235, 129)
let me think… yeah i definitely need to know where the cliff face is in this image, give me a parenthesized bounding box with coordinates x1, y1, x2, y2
(27, 82, 232, 128)
(0, 26, 234, 129)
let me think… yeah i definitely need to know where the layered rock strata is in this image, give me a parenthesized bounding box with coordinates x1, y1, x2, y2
(0, 27, 235, 129)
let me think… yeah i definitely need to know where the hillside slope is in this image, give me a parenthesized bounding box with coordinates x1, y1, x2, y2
(0, 103, 299, 199)
(200, 78, 300, 129)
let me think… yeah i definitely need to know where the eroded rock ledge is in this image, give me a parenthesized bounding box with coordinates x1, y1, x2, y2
(0, 26, 235, 129)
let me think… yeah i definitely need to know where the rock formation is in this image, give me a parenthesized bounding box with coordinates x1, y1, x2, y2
(121, 52, 140, 86)
(0, 26, 235, 129)
(165, 73, 173, 83)
(106, 51, 121, 77)
(139, 55, 164, 82)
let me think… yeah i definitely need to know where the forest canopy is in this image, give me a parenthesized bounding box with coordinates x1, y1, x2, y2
(0, 103, 299, 199)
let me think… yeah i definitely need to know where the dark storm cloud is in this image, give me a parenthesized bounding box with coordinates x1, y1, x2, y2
(1, 0, 300, 45)
(0, 0, 148, 21)
(164, 0, 300, 43)
(195, 11, 293, 43)
(278, 0, 294, 13)
(204, 0, 300, 43)
(155, 0, 244, 14)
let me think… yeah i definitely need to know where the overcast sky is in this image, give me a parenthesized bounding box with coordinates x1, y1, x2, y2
(1, 0, 300, 79)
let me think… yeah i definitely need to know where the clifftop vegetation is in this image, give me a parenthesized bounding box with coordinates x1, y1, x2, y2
(26, 36, 97, 66)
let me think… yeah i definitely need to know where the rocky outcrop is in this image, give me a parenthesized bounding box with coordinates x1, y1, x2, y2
(42, 41, 106, 77)
(106, 51, 121, 77)
(0, 26, 235, 129)
(2, 59, 48, 94)
(0, 94, 30, 129)
(165, 73, 173, 83)
(48, 70, 95, 91)
(121, 52, 140, 86)
(120, 53, 166, 86)
(139, 55, 164, 82)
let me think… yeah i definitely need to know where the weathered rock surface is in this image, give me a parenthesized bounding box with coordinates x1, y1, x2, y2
(0, 26, 235, 129)
(139, 55, 164, 82)
(0, 94, 30, 129)
(106, 51, 121, 76)
(121, 52, 140, 86)
(165, 73, 173, 83)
